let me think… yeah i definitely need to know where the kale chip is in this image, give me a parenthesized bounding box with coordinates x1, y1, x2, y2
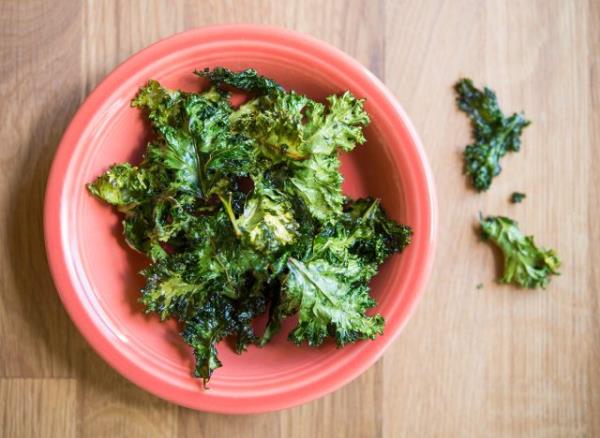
(455, 78, 530, 191)
(480, 215, 560, 289)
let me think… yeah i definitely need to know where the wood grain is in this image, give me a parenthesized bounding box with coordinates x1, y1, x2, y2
(0, 0, 85, 378)
(0, 0, 598, 437)
(0, 379, 77, 438)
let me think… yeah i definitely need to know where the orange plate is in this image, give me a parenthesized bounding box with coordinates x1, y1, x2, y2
(44, 25, 437, 413)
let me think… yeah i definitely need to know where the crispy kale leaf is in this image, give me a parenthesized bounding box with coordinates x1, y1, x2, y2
(87, 67, 411, 384)
(230, 91, 313, 159)
(287, 153, 346, 222)
(140, 211, 270, 318)
(132, 80, 254, 198)
(231, 91, 368, 160)
(304, 92, 370, 154)
(233, 184, 299, 252)
(480, 215, 560, 288)
(262, 199, 411, 346)
(182, 280, 270, 385)
(87, 163, 149, 209)
(195, 66, 283, 95)
(231, 90, 369, 221)
(455, 78, 530, 191)
(284, 257, 384, 346)
(181, 294, 234, 383)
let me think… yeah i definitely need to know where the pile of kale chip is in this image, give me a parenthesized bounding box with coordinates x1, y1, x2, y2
(88, 68, 411, 383)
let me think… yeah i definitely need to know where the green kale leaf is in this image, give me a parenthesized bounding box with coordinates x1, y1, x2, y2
(480, 215, 560, 289)
(303, 92, 370, 155)
(195, 67, 283, 95)
(283, 257, 384, 347)
(87, 163, 149, 209)
(181, 294, 235, 384)
(262, 198, 411, 346)
(230, 88, 369, 222)
(233, 184, 299, 252)
(286, 152, 346, 222)
(230, 91, 313, 160)
(455, 78, 530, 191)
(231, 90, 369, 160)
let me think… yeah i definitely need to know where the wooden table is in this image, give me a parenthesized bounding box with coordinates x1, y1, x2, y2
(1, 1, 597, 436)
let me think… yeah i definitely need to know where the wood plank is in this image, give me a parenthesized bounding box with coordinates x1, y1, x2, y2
(383, 0, 597, 436)
(181, 0, 385, 77)
(383, 2, 490, 435)
(77, 350, 178, 438)
(0, 0, 85, 378)
(82, 0, 186, 93)
(0, 379, 77, 438)
(279, 365, 383, 438)
(179, 364, 381, 438)
(586, 0, 600, 436)
(179, 410, 281, 438)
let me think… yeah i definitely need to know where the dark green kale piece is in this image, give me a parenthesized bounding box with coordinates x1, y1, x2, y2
(261, 199, 411, 346)
(455, 78, 530, 191)
(195, 67, 283, 95)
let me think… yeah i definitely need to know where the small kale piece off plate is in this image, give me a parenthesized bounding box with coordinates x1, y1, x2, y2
(455, 79, 530, 191)
(88, 68, 412, 385)
(510, 192, 526, 203)
(480, 215, 560, 289)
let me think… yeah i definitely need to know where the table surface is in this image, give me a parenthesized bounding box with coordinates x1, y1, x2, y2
(1, 1, 598, 437)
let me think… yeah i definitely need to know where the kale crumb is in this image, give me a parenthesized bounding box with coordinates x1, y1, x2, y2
(510, 192, 526, 203)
